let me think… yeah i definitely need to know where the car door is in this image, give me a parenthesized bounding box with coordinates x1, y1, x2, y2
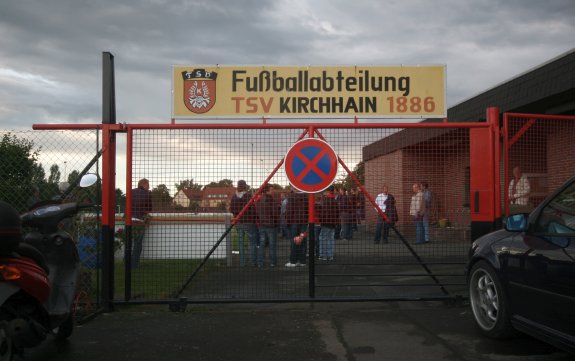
(507, 180, 575, 337)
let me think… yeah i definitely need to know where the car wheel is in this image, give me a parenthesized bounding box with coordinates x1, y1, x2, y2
(468, 260, 515, 338)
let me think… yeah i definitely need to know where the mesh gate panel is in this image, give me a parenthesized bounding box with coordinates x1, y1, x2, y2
(126, 126, 471, 301)
(0, 129, 101, 318)
(505, 115, 575, 215)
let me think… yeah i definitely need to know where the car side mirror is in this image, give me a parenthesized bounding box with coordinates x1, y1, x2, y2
(505, 213, 528, 232)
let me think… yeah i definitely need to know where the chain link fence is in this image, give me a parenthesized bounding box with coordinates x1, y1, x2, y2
(6, 116, 572, 307)
(124, 126, 473, 302)
(0, 129, 102, 319)
(504, 114, 575, 215)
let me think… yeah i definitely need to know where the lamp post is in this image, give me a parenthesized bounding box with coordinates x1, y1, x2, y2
(251, 143, 254, 188)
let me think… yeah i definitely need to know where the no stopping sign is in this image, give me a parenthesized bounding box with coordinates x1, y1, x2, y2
(284, 138, 338, 193)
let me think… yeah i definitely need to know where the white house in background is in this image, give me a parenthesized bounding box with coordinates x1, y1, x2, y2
(201, 187, 236, 210)
(172, 187, 236, 210)
(173, 189, 202, 208)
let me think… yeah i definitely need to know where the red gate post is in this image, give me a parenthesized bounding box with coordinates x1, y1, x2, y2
(469, 107, 500, 241)
(100, 124, 117, 312)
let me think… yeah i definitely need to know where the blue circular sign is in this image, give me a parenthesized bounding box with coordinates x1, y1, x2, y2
(284, 138, 338, 193)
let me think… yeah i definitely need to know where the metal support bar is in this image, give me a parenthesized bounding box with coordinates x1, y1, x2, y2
(313, 128, 450, 296)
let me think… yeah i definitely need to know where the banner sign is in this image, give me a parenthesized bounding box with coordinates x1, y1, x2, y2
(172, 65, 446, 119)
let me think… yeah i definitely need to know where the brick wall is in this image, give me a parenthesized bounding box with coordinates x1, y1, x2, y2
(547, 122, 575, 189)
(364, 135, 471, 229)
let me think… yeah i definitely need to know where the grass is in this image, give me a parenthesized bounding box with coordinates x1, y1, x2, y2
(78, 258, 226, 303)
(113, 259, 201, 299)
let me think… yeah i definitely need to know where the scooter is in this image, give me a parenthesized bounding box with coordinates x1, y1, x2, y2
(0, 173, 98, 360)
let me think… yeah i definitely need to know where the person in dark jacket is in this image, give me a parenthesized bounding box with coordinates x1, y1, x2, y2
(373, 185, 398, 244)
(131, 178, 152, 267)
(337, 187, 354, 241)
(318, 185, 339, 261)
(255, 184, 280, 267)
(230, 180, 259, 267)
(285, 188, 308, 267)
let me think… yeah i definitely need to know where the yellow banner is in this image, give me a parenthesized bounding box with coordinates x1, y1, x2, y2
(172, 65, 446, 119)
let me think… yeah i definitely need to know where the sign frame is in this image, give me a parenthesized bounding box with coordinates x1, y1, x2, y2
(284, 138, 339, 193)
(172, 65, 446, 121)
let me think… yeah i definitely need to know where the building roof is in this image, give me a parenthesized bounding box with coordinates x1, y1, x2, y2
(364, 49, 575, 160)
(175, 189, 203, 201)
(447, 48, 575, 122)
(203, 187, 236, 198)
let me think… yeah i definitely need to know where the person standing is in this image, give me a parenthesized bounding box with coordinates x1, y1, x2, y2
(508, 166, 531, 207)
(356, 189, 366, 227)
(409, 183, 426, 244)
(373, 185, 398, 244)
(421, 182, 432, 243)
(255, 184, 280, 267)
(230, 180, 259, 267)
(337, 188, 354, 241)
(280, 192, 289, 238)
(285, 187, 308, 267)
(350, 188, 359, 231)
(318, 185, 339, 261)
(131, 178, 152, 267)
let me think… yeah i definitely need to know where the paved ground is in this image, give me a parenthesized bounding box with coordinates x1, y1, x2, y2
(24, 301, 571, 361)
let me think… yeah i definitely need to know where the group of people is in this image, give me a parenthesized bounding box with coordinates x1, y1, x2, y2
(373, 182, 432, 245)
(231, 180, 362, 268)
(230, 180, 279, 268)
(372, 166, 530, 246)
(131, 167, 532, 269)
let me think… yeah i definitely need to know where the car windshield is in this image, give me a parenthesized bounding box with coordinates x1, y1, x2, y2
(535, 181, 575, 235)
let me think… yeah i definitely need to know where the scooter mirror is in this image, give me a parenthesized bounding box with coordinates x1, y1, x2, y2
(79, 173, 99, 188)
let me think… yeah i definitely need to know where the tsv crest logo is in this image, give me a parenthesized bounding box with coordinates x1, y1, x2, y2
(182, 69, 217, 114)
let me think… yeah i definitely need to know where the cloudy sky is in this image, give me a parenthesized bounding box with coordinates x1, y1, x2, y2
(1, 0, 574, 130)
(0, 0, 574, 193)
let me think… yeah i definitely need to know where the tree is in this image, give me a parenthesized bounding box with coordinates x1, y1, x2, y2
(204, 179, 233, 189)
(67, 170, 80, 185)
(342, 161, 365, 189)
(175, 179, 202, 192)
(47, 164, 61, 185)
(152, 184, 172, 210)
(115, 188, 126, 213)
(0, 133, 41, 211)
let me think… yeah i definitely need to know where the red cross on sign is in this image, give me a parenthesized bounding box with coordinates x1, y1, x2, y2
(284, 138, 338, 193)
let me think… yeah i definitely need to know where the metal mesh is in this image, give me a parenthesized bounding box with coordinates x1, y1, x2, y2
(5, 114, 574, 306)
(504, 114, 575, 215)
(0, 129, 101, 318)
(124, 126, 472, 302)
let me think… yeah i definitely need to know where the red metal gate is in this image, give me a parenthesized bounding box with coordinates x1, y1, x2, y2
(114, 121, 492, 304)
(31, 111, 575, 306)
(503, 113, 575, 216)
(22, 110, 575, 312)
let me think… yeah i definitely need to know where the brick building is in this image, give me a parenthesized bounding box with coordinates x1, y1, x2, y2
(363, 49, 575, 237)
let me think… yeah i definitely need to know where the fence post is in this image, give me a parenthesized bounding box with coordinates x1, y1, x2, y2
(100, 124, 116, 312)
(101, 52, 117, 312)
(469, 107, 500, 241)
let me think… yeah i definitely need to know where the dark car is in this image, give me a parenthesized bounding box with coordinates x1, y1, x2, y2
(466, 175, 575, 355)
